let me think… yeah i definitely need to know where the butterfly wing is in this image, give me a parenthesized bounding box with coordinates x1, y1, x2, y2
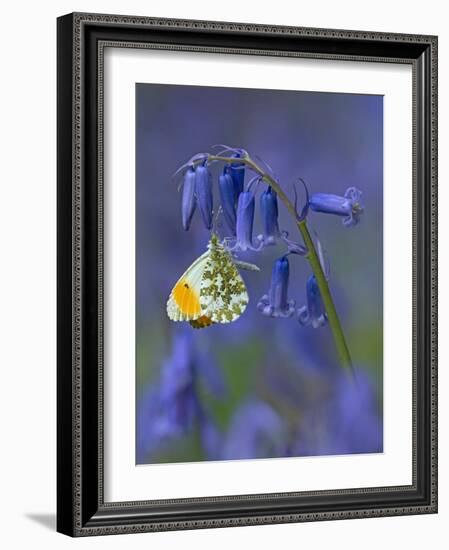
(199, 245, 248, 324)
(166, 250, 209, 322)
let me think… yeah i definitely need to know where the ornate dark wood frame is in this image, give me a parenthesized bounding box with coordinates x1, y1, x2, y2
(57, 12, 438, 537)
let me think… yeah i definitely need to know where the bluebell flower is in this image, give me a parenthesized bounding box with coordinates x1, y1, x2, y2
(136, 329, 224, 463)
(297, 275, 327, 328)
(222, 399, 288, 460)
(258, 256, 295, 318)
(258, 186, 280, 245)
(309, 187, 363, 227)
(256, 185, 307, 253)
(229, 191, 263, 252)
(195, 161, 213, 230)
(181, 166, 196, 230)
(228, 152, 245, 200)
(218, 168, 236, 235)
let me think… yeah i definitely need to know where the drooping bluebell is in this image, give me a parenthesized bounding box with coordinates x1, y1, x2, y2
(229, 152, 245, 200)
(258, 256, 296, 318)
(297, 274, 327, 328)
(257, 184, 307, 254)
(229, 191, 263, 252)
(181, 166, 196, 230)
(259, 186, 280, 246)
(218, 167, 237, 235)
(195, 162, 213, 230)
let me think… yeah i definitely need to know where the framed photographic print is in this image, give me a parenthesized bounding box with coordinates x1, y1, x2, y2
(57, 12, 438, 536)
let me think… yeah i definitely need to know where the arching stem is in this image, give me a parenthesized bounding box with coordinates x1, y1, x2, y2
(207, 153, 354, 374)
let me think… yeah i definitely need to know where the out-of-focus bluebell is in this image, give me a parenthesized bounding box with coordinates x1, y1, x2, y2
(136, 329, 224, 462)
(197, 410, 221, 461)
(195, 162, 213, 230)
(258, 255, 296, 318)
(222, 399, 288, 460)
(297, 274, 328, 328)
(181, 166, 196, 230)
(309, 186, 363, 227)
(277, 316, 339, 375)
(218, 167, 237, 235)
(229, 191, 263, 252)
(290, 367, 382, 456)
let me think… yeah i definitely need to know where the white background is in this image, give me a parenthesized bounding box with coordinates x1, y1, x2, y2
(0, 0, 446, 548)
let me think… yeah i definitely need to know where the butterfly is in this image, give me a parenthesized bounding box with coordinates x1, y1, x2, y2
(167, 234, 259, 329)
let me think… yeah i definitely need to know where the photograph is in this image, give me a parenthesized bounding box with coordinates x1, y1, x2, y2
(0, 1, 443, 547)
(54, 10, 437, 537)
(135, 83, 384, 465)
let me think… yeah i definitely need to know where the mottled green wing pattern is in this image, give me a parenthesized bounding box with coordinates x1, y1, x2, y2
(199, 241, 248, 323)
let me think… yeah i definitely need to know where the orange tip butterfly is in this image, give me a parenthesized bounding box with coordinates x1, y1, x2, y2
(166, 234, 259, 329)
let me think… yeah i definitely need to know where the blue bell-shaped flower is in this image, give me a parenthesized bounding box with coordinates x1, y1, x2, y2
(218, 168, 236, 235)
(257, 256, 296, 318)
(195, 162, 213, 230)
(181, 166, 196, 230)
(297, 275, 328, 328)
(229, 191, 263, 252)
(309, 187, 363, 227)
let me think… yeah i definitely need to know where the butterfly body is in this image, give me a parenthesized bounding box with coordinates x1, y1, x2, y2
(167, 234, 253, 328)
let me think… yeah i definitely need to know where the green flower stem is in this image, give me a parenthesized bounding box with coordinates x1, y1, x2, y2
(296, 219, 353, 372)
(207, 153, 353, 373)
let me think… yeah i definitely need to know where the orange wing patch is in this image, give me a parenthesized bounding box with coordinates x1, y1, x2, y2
(172, 279, 201, 318)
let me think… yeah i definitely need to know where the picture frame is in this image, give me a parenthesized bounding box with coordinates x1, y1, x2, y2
(57, 12, 438, 536)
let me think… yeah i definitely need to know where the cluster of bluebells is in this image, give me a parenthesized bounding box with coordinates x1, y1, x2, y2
(286, 366, 382, 456)
(176, 146, 364, 329)
(137, 329, 294, 462)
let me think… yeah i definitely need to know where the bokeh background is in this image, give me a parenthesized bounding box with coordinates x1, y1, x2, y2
(136, 83, 383, 465)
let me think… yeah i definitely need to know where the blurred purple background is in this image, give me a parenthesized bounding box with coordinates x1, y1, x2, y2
(136, 83, 383, 465)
